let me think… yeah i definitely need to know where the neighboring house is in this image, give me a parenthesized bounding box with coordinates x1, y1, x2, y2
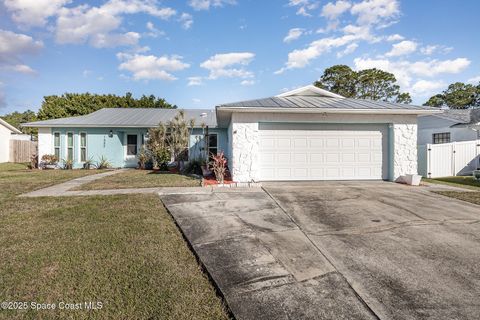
(23, 85, 439, 181)
(0, 118, 24, 163)
(418, 109, 480, 145)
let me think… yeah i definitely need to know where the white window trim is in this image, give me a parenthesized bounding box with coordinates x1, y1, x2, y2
(53, 131, 60, 158)
(124, 133, 140, 159)
(79, 132, 87, 163)
(66, 131, 74, 161)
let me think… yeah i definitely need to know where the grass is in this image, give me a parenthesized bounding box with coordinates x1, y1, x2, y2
(76, 169, 201, 190)
(423, 176, 480, 191)
(0, 163, 106, 200)
(433, 191, 480, 206)
(0, 164, 229, 320)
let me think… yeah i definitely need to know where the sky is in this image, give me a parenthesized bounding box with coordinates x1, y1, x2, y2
(0, 0, 479, 114)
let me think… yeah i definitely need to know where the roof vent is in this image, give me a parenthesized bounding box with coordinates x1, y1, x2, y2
(200, 112, 208, 118)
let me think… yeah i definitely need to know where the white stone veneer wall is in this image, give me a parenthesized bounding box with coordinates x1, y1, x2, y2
(230, 113, 260, 182)
(392, 123, 417, 180)
(229, 112, 419, 182)
(37, 127, 52, 162)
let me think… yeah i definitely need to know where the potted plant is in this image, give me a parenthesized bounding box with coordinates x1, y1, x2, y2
(41, 154, 58, 169)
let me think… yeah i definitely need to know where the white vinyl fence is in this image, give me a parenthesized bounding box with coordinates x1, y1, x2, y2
(418, 140, 480, 178)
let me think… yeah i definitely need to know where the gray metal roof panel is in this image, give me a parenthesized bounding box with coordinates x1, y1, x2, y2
(23, 108, 217, 127)
(218, 96, 432, 111)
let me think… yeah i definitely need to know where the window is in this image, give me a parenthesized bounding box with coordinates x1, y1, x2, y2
(433, 132, 451, 144)
(54, 132, 60, 159)
(80, 132, 87, 162)
(208, 134, 218, 160)
(67, 132, 74, 160)
(127, 134, 138, 156)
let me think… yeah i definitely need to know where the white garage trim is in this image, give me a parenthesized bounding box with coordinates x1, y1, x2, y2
(258, 123, 389, 181)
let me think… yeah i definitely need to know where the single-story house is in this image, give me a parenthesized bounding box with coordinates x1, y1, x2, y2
(418, 108, 480, 145)
(0, 118, 25, 163)
(23, 85, 439, 182)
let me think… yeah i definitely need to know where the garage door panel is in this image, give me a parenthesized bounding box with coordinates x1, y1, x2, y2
(258, 124, 388, 181)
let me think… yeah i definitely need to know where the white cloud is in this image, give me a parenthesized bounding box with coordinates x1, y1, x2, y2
(187, 76, 203, 86)
(353, 57, 471, 88)
(117, 53, 190, 81)
(3, 0, 70, 27)
(192, 98, 201, 103)
(410, 80, 445, 96)
(386, 34, 404, 41)
(200, 52, 255, 79)
(385, 40, 417, 57)
(188, 0, 236, 10)
(82, 69, 92, 77)
(350, 0, 400, 26)
(467, 76, 480, 84)
(179, 13, 193, 30)
(284, 28, 305, 43)
(321, 1, 351, 20)
(146, 21, 165, 38)
(240, 79, 255, 86)
(420, 45, 452, 55)
(336, 43, 358, 58)
(55, 0, 176, 48)
(288, 0, 320, 17)
(0, 29, 43, 74)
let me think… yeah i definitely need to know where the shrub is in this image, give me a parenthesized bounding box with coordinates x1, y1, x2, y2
(28, 154, 38, 169)
(209, 152, 227, 183)
(83, 158, 96, 169)
(183, 159, 205, 175)
(137, 146, 150, 170)
(41, 154, 58, 165)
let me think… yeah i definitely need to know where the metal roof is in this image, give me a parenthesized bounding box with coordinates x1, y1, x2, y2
(22, 108, 217, 128)
(447, 108, 480, 128)
(218, 96, 434, 111)
(433, 108, 479, 123)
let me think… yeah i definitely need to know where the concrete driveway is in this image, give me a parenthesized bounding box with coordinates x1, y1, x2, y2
(160, 182, 480, 320)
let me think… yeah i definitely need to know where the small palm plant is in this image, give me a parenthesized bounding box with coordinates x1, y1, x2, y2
(83, 157, 96, 170)
(97, 156, 111, 169)
(62, 158, 73, 170)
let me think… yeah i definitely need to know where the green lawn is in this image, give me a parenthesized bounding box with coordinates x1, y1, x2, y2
(423, 176, 480, 191)
(0, 164, 228, 319)
(76, 169, 201, 190)
(0, 163, 106, 200)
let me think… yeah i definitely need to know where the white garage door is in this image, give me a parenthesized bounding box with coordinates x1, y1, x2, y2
(259, 123, 388, 181)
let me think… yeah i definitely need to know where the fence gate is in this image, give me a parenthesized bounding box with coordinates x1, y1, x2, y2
(9, 140, 37, 163)
(419, 140, 480, 178)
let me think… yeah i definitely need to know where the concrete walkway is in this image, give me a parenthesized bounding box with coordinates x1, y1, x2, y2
(19, 169, 218, 197)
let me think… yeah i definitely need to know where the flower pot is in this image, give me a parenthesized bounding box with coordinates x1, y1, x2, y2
(404, 174, 422, 186)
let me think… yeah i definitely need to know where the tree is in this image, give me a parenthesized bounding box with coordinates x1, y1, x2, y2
(423, 94, 445, 108)
(0, 110, 37, 134)
(314, 65, 357, 98)
(167, 110, 195, 169)
(314, 65, 412, 103)
(423, 82, 480, 109)
(37, 92, 176, 120)
(395, 92, 412, 104)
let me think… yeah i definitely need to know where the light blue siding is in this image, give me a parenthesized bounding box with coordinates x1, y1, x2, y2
(51, 127, 228, 168)
(52, 127, 148, 168)
(189, 128, 229, 161)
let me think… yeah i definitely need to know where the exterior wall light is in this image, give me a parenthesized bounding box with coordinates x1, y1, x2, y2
(109, 130, 113, 138)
